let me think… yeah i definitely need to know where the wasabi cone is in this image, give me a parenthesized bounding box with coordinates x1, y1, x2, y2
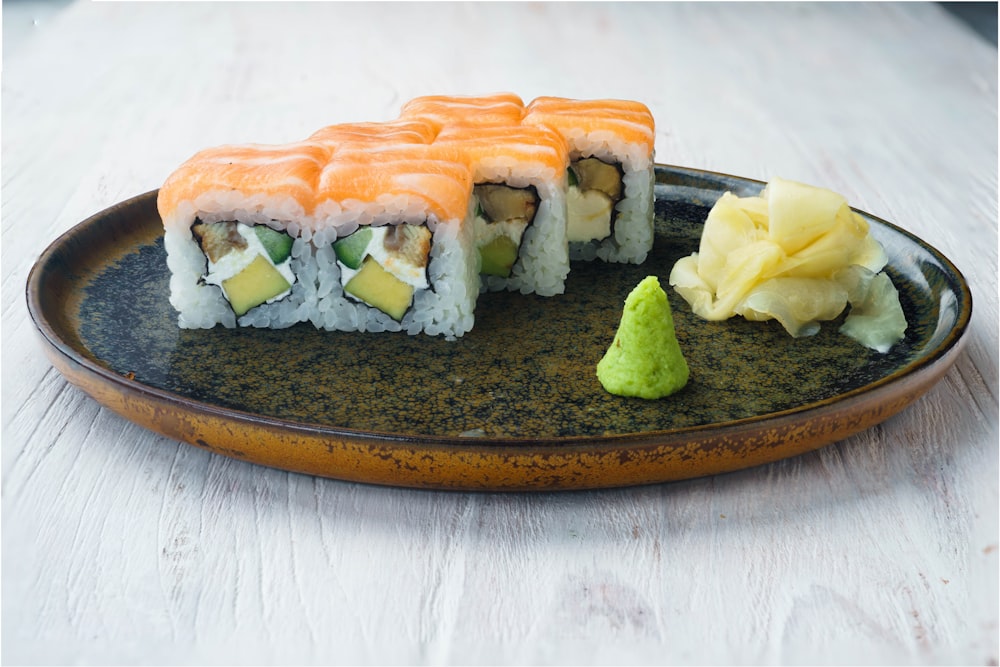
(597, 276, 689, 399)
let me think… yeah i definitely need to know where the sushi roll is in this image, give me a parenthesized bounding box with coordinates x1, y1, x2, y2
(157, 141, 333, 329)
(523, 97, 656, 264)
(158, 141, 479, 338)
(399, 93, 526, 131)
(308, 146, 478, 338)
(431, 123, 571, 296)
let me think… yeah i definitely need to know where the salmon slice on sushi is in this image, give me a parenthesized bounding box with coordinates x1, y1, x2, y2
(399, 93, 526, 131)
(523, 97, 656, 264)
(308, 118, 438, 149)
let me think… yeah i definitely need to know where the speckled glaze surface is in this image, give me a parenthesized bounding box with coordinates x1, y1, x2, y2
(26, 165, 972, 490)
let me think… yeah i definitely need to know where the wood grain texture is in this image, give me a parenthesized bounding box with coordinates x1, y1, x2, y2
(2, 2, 996, 664)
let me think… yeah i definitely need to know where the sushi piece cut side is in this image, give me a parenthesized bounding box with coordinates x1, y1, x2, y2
(566, 157, 625, 243)
(472, 183, 538, 278)
(336, 223, 432, 322)
(311, 147, 479, 338)
(191, 220, 297, 317)
(428, 122, 570, 296)
(523, 97, 656, 264)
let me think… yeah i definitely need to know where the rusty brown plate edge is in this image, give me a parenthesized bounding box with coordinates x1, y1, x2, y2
(25, 165, 974, 490)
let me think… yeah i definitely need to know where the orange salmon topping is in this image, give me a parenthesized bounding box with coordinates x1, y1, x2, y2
(317, 147, 472, 223)
(158, 141, 332, 220)
(159, 94, 655, 230)
(432, 123, 569, 180)
(400, 93, 526, 131)
(524, 97, 655, 154)
(308, 119, 438, 149)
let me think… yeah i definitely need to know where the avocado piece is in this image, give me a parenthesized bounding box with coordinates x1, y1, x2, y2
(474, 184, 538, 223)
(333, 227, 373, 269)
(254, 225, 293, 264)
(571, 158, 623, 200)
(222, 254, 292, 316)
(479, 235, 519, 277)
(566, 186, 614, 242)
(344, 257, 414, 321)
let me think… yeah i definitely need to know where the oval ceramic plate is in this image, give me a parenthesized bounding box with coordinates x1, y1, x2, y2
(27, 165, 972, 490)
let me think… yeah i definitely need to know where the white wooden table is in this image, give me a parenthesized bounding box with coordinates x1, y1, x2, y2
(3, 2, 997, 664)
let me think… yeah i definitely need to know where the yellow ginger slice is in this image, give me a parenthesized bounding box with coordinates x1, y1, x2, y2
(669, 177, 904, 350)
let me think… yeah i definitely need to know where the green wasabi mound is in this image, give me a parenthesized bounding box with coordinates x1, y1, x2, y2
(597, 276, 690, 399)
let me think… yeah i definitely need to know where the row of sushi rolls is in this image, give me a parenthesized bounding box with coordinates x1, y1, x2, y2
(159, 93, 906, 377)
(159, 93, 657, 338)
